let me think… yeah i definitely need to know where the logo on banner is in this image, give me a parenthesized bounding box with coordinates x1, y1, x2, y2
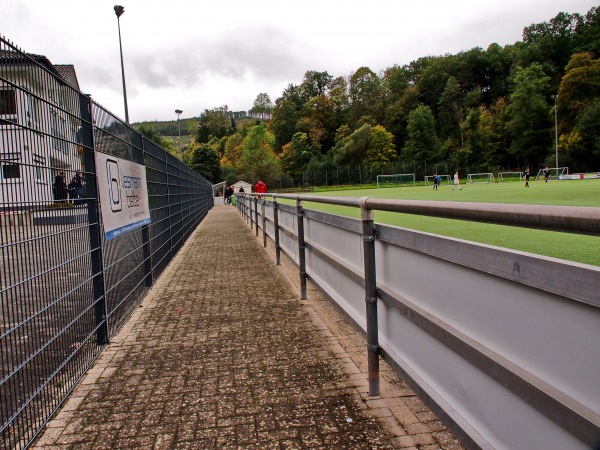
(106, 159, 122, 212)
(95, 152, 151, 241)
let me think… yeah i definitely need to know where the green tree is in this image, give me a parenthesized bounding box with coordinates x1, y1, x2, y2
(270, 98, 300, 153)
(348, 67, 381, 124)
(298, 95, 336, 152)
(506, 63, 551, 165)
(299, 70, 333, 98)
(520, 11, 581, 84)
(365, 125, 397, 171)
(280, 132, 318, 180)
(250, 93, 273, 119)
(562, 98, 600, 170)
(190, 144, 221, 183)
(402, 105, 439, 163)
(240, 123, 281, 182)
(196, 106, 231, 144)
(437, 76, 463, 145)
(557, 52, 600, 135)
(136, 123, 173, 151)
(332, 124, 371, 166)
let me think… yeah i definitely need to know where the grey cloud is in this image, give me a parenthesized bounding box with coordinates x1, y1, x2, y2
(126, 26, 310, 89)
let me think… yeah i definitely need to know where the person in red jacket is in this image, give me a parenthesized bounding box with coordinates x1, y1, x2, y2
(254, 180, 267, 198)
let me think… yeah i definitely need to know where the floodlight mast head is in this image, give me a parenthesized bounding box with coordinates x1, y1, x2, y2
(114, 5, 125, 17)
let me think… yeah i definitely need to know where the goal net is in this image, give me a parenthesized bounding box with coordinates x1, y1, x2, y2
(535, 167, 569, 181)
(498, 172, 523, 182)
(376, 173, 415, 188)
(424, 175, 451, 186)
(467, 173, 494, 184)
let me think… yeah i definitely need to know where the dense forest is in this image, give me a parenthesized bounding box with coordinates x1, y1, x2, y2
(137, 6, 600, 187)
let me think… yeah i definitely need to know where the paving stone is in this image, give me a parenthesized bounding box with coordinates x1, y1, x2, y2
(30, 206, 463, 449)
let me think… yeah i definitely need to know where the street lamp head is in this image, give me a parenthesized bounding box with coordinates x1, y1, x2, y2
(175, 109, 183, 115)
(114, 5, 125, 18)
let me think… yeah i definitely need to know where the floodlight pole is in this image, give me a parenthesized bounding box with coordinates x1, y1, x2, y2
(553, 94, 558, 168)
(175, 109, 183, 160)
(114, 5, 129, 124)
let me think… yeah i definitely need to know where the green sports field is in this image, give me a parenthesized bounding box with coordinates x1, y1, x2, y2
(296, 179, 600, 267)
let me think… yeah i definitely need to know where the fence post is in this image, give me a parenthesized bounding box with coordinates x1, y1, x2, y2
(245, 195, 249, 224)
(250, 196, 253, 228)
(82, 96, 108, 345)
(360, 197, 380, 396)
(296, 197, 307, 300)
(262, 199, 267, 247)
(255, 197, 259, 237)
(140, 138, 153, 288)
(273, 198, 281, 265)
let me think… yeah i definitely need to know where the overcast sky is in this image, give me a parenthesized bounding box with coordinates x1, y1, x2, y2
(2, 0, 597, 123)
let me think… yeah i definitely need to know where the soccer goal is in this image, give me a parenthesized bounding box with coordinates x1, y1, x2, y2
(535, 167, 569, 181)
(376, 173, 416, 188)
(424, 175, 451, 186)
(467, 173, 495, 184)
(498, 171, 523, 182)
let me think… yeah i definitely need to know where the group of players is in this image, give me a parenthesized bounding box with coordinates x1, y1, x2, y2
(432, 166, 551, 191)
(431, 171, 463, 191)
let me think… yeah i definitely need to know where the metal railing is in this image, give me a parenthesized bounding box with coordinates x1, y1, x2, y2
(236, 192, 600, 449)
(1, 37, 213, 449)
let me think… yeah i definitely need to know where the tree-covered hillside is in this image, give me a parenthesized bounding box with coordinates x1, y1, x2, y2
(140, 6, 600, 187)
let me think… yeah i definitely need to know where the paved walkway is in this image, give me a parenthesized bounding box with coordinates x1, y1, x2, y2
(33, 206, 464, 449)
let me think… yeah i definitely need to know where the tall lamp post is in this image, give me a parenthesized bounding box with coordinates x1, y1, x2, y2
(552, 94, 558, 168)
(114, 5, 129, 124)
(175, 109, 183, 160)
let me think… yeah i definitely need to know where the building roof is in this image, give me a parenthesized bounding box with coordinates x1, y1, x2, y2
(54, 65, 80, 90)
(0, 50, 79, 89)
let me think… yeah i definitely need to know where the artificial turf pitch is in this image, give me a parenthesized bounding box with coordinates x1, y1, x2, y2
(297, 179, 600, 267)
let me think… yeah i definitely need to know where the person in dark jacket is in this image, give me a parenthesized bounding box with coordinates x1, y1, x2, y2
(53, 172, 68, 204)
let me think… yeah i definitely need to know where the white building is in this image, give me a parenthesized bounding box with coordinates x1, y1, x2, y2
(1, 51, 84, 210)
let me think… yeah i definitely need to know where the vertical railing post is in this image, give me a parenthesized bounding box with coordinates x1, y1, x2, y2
(262, 198, 267, 247)
(248, 197, 254, 230)
(296, 197, 307, 300)
(255, 196, 259, 237)
(81, 95, 108, 345)
(273, 197, 281, 265)
(360, 197, 380, 396)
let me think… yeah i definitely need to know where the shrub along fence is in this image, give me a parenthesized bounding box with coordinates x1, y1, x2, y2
(0, 37, 213, 449)
(236, 192, 600, 450)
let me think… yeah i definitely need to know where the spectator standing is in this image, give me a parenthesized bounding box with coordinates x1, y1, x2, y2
(72, 171, 84, 205)
(224, 185, 232, 205)
(254, 180, 267, 198)
(53, 172, 68, 204)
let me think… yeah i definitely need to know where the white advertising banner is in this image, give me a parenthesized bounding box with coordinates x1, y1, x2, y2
(95, 152, 151, 241)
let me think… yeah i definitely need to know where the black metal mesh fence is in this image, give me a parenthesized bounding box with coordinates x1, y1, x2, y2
(0, 36, 212, 449)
